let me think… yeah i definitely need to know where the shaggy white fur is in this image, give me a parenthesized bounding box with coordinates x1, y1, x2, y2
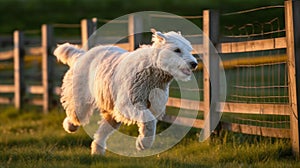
(54, 29, 198, 155)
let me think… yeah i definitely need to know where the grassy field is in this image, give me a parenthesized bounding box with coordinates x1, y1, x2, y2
(0, 105, 299, 168)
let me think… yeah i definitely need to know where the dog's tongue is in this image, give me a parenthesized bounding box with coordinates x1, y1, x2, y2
(182, 68, 191, 75)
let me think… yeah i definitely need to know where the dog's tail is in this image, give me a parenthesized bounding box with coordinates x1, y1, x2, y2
(53, 43, 85, 67)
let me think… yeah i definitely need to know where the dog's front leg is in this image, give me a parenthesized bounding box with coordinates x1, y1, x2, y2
(136, 117, 157, 151)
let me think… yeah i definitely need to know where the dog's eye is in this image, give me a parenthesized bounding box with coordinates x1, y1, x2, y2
(174, 48, 181, 53)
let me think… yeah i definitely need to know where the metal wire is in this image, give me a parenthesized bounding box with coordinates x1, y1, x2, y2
(149, 14, 202, 19)
(223, 29, 285, 38)
(233, 85, 288, 89)
(222, 5, 284, 16)
(234, 61, 286, 68)
(169, 87, 203, 92)
(230, 95, 289, 99)
(234, 117, 290, 124)
(97, 18, 128, 24)
(52, 23, 81, 28)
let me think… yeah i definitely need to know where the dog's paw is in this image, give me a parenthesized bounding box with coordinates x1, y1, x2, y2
(91, 141, 105, 155)
(136, 135, 155, 151)
(63, 117, 79, 133)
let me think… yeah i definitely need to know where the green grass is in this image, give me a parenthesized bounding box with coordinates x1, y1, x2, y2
(0, 105, 299, 168)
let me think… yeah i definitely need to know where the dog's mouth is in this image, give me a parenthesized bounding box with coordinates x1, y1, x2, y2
(180, 68, 192, 76)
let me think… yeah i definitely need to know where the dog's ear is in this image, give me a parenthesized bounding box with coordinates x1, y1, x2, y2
(150, 28, 157, 34)
(151, 28, 166, 44)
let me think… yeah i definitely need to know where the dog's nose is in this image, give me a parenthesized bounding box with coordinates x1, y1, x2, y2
(189, 62, 198, 69)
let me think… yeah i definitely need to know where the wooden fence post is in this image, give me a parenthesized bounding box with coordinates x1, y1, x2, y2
(13, 30, 25, 110)
(128, 14, 143, 51)
(81, 19, 94, 50)
(202, 10, 220, 140)
(285, 0, 300, 157)
(41, 24, 54, 113)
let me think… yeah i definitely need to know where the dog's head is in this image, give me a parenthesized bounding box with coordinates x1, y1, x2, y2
(151, 29, 198, 81)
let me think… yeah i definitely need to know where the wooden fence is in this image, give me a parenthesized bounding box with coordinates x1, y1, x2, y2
(0, 0, 299, 156)
(0, 25, 55, 112)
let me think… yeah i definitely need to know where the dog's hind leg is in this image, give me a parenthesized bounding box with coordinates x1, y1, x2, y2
(91, 112, 121, 155)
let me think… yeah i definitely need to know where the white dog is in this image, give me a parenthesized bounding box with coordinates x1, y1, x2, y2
(53, 29, 198, 155)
